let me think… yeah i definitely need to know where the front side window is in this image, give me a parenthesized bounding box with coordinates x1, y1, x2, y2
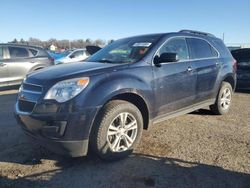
(187, 38, 218, 59)
(9, 47, 29, 58)
(87, 35, 161, 64)
(157, 37, 189, 61)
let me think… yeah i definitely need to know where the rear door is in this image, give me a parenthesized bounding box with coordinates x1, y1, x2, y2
(5, 46, 33, 85)
(0, 46, 9, 87)
(186, 38, 220, 102)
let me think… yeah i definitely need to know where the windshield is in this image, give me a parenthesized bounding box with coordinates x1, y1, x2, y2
(87, 35, 162, 64)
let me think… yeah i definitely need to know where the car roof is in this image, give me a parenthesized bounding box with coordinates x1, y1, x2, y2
(0, 43, 44, 50)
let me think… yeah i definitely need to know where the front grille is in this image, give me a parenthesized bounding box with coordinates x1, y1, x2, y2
(22, 83, 43, 93)
(18, 100, 36, 113)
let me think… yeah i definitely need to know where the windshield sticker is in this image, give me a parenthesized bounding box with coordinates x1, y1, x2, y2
(133, 42, 152, 47)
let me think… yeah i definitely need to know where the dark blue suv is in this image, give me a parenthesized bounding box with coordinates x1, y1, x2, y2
(15, 30, 237, 160)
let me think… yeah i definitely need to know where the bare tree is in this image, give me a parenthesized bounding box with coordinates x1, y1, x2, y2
(8, 37, 108, 50)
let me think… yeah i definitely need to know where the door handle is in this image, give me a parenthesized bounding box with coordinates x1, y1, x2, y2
(187, 67, 192, 72)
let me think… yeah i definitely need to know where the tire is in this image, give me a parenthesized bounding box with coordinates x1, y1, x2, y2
(90, 100, 143, 161)
(210, 82, 233, 115)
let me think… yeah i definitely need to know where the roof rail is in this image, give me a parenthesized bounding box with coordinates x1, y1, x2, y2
(179, 30, 215, 37)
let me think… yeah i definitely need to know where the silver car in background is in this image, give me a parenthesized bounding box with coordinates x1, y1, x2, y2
(0, 44, 54, 87)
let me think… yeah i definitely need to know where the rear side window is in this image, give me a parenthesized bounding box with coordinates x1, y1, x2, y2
(187, 38, 218, 59)
(0, 46, 3, 59)
(9, 47, 29, 58)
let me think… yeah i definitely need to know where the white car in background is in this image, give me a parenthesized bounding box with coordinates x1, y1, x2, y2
(55, 49, 89, 64)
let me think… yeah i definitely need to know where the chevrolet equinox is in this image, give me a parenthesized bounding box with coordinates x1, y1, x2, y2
(15, 30, 237, 160)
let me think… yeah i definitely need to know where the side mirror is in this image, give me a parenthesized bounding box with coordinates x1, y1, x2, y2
(154, 52, 178, 65)
(69, 55, 75, 59)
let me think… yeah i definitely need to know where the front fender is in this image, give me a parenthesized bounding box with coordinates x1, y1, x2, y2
(76, 67, 155, 114)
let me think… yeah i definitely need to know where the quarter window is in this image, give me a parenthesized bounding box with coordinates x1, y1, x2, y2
(158, 38, 189, 61)
(9, 47, 29, 58)
(187, 38, 218, 59)
(29, 48, 38, 56)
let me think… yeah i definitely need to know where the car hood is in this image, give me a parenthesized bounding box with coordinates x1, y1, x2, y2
(26, 61, 125, 85)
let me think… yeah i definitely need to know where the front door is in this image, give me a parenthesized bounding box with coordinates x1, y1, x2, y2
(153, 37, 197, 117)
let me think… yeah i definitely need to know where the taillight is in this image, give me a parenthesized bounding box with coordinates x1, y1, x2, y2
(233, 59, 237, 72)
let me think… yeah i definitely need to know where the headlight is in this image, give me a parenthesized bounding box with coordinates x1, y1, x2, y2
(44, 77, 89, 103)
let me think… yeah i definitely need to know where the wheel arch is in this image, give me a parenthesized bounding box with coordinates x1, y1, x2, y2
(222, 74, 236, 90)
(102, 92, 150, 130)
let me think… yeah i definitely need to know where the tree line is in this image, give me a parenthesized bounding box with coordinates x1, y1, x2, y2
(9, 38, 114, 50)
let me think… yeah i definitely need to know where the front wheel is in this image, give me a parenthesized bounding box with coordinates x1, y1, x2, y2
(90, 100, 143, 161)
(210, 82, 233, 115)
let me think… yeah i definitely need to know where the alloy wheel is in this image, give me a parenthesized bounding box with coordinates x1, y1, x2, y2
(220, 88, 231, 110)
(107, 112, 138, 152)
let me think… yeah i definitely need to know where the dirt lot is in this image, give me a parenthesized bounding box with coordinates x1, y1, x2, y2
(0, 89, 249, 188)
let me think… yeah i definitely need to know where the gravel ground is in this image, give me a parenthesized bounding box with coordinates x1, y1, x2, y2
(0, 90, 249, 188)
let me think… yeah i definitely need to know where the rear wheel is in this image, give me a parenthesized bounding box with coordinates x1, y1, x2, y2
(210, 82, 233, 115)
(90, 100, 143, 161)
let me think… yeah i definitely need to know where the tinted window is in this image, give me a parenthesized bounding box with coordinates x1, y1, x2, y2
(158, 38, 189, 61)
(9, 47, 29, 58)
(187, 38, 217, 59)
(0, 46, 3, 59)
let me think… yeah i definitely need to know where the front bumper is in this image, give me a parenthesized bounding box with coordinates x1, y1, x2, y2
(15, 102, 99, 157)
